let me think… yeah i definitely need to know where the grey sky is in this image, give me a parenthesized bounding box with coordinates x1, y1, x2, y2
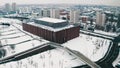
(0, 0, 120, 6)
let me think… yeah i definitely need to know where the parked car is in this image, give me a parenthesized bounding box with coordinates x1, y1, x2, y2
(80, 22, 86, 30)
(87, 25, 95, 32)
(1, 23, 10, 26)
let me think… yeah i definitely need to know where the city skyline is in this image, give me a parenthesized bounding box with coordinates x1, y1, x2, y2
(0, 0, 120, 6)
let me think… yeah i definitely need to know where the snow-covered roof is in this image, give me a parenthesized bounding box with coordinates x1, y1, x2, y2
(36, 17, 66, 23)
(29, 22, 74, 32)
(94, 30, 117, 37)
(81, 16, 89, 18)
(87, 21, 96, 24)
(0, 18, 21, 24)
(4, 14, 22, 17)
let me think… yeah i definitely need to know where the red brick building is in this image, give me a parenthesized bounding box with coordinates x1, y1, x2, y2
(23, 17, 80, 44)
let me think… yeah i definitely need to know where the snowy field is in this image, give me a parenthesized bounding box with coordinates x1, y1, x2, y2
(0, 22, 49, 59)
(62, 34, 112, 62)
(0, 48, 86, 68)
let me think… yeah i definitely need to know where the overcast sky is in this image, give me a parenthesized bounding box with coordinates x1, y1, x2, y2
(0, 0, 120, 6)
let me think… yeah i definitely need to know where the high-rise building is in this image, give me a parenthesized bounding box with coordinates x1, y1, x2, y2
(11, 3, 17, 12)
(19, 7, 32, 14)
(102, 14, 106, 25)
(36, 9, 43, 17)
(96, 11, 106, 26)
(50, 9, 60, 19)
(5, 3, 11, 12)
(42, 9, 50, 17)
(69, 10, 80, 24)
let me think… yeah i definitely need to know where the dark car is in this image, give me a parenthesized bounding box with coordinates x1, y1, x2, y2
(87, 25, 95, 32)
(1, 23, 10, 26)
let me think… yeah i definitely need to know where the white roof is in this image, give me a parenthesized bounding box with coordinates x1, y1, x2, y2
(81, 16, 89, 18)
(29, 22, 74, 32)
(87, 21, 96, 24)
(37, 17, 66, 23)
(0, 18, 21, 23)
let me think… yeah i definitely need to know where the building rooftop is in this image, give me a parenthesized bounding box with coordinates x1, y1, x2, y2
(81, 16, 89, 18)
(28, 22, 74, 32)
(36, 17, 67, 23)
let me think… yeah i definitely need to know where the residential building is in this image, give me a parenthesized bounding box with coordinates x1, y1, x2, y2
(50, 9, 60, 19)
(5, 3, 11, 12)
(42, 9, 50, 17)
(96, 11, 106, 27)
(70, 10, 80, 24)
(11, 3, 17, 12)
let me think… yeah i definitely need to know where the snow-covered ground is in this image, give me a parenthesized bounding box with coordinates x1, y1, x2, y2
(94, 30, 117, 37)
(0, 20, 49, 59)
(62, 33, 112, 62)
(0, 48, 85, 68)
(3, 39, 49, 58)
(1, 35, 32, 45)
(0, 33, 25, 39)
(0, 18, 117, 68)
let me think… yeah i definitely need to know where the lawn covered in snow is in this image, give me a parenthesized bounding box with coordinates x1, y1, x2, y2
(62, 34, 112, 62)
(0, 48, 86, 68)
(0, 21, 49, 59)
